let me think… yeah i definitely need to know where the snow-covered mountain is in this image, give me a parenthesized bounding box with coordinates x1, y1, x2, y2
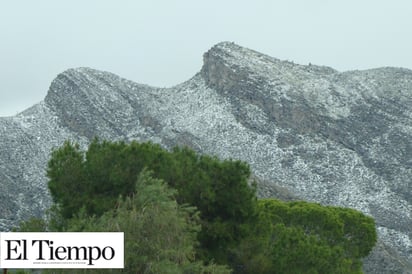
(1, 42, 411, 273)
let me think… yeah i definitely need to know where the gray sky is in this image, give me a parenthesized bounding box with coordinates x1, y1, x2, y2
(1, 0, 411, 116)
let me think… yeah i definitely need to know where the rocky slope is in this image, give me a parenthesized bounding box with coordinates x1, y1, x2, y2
(1, 42, 411, 273)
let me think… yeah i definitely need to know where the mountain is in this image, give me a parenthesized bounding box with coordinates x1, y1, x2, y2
(1, 42, 411, 273)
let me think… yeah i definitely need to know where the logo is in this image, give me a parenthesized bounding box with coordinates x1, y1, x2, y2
(0, 232, 124, 269)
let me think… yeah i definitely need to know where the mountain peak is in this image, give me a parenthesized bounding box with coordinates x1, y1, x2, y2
(201, 42, 337, 94)
(44, 66, 156, 139)
(202, 41, 279, 72)
(1, 42, 412, 273)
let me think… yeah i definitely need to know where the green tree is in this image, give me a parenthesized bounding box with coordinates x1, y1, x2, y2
(255, 199, 376, 273)
(333, 207, 377, 263)
(47, 141, 86, 219)
(46, 139, 376, 273)
(47, 169, 230, 274)
(47, 140, 257, 266)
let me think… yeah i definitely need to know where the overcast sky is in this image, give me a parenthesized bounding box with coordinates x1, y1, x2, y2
(1, 1, 411, 116)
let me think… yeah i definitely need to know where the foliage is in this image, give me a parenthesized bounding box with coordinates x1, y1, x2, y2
(13, 217, 47, 232)
(45, 139, 377, 273)
(47, 141, 87, 219)
(248, 199, 377, 274)
(44, 169, 230, 274)
(47, 139, 256, 265)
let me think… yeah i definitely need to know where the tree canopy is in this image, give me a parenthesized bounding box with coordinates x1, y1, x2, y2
(253, 199, 377, 273)
(47, 139, 257, 265)
(41, 139, 377, 273)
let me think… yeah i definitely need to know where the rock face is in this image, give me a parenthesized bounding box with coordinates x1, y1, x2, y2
(0, 42, 411, 273)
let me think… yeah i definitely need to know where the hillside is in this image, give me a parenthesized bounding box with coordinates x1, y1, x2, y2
(0, 42, 411, 273)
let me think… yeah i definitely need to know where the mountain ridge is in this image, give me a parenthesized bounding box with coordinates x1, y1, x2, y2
(1, 42, 411, 273)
